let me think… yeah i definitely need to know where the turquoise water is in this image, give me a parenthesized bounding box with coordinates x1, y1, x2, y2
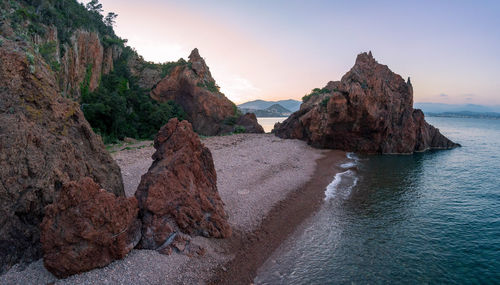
(255, 117, 500, 284)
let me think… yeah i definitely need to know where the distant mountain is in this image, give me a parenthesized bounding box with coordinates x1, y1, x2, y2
(240, 103, 292, 117)
(414, 103, 500, 114)
(427, 111, 500, 119)
(266, 104, 291, 114)
(238, 99, 301, 112)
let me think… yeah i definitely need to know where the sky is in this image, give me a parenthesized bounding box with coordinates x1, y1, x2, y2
(96, 0, 500, 105)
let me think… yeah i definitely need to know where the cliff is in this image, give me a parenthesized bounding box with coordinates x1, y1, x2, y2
(273, 52, 460, 153)
(0, 36, 124, 272)
(151, 49, 264, 136)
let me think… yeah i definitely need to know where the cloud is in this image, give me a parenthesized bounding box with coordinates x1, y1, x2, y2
(439, 93, 449, 98)
(216, 75, 261, 104)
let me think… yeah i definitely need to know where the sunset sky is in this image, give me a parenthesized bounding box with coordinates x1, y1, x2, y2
(97, 0, 500, 105)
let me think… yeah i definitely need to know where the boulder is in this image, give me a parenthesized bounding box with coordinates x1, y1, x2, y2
(273, 52, 460, 153)
(135, 118, 231, 250)
(41, 178, 141, 278)
(151, 48, 263, 136)
(0, 38, 124, 272)
(237, 113, 265, 133)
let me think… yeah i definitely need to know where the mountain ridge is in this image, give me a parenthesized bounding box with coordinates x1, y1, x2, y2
(238, 99, 301, 112)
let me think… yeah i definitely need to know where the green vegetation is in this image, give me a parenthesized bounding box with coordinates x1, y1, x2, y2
(197, 80, 220, 93)
(302, 87, 330, 102)
(2, 1, 186, 143)
(80, 64, 93, 99)
(26, 51, 35, 73)
(320, 97, 330, 108)
(1, 0, 124, 55)
(38, 41, 60, 71)
(223, 103, 242, 126)
(233, 125, 246, 134)
(81, 47, 186, 143)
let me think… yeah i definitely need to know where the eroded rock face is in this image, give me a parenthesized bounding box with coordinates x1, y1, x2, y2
(60, 30, 122, 99)
(135, 118, 231, 250)
(0, 38, 124, 272)
(273, 52, 460, 153)
(151, 48, 263, 136)
(41, 178, 140, 278)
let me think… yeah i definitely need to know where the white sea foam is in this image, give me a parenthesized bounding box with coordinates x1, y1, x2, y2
(324, 170, 358, 201)
(346, 152, 357, 160)
(340, 161, 357, 169)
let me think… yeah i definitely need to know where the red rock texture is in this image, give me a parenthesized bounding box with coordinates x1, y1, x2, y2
(273, 52, 460, 153)
(0, 38, 124, 272)
(41, 178, 141, 278)
(151, 48, 263, 136)
(237, 113, 265, 133)
(135, 118, 231, 250)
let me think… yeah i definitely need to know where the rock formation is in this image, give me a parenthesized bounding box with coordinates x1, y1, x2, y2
(0, 38, 124, 272)
(151, 49, 263, 136)
(236, 113, 265, 133)
(40, 178, 140, 278)
(30, 27, 122, 100)
(273, 52, 460, 153)
(135, 118, 231, 250)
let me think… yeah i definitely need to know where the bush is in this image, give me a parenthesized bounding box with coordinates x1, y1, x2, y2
(197, 80, 220, 93)
(81, 47, 186, 142)
(233, 125, 246, 134)
(39, 41, 60, 71)
(302, 87, 330, 102)
(223, 116, 237, 126)
(320, 97, 330, 108)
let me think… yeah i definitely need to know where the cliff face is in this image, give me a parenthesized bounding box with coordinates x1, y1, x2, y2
(32, 27, 122, 99)
(151, 49, 264, 136)
(273, 52, 459, 153)
(0, 37, 124, 272)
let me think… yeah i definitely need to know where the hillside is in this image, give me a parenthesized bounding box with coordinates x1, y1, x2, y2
(238, 99, 301, 112)
(240, 103, 292, 117)
(414, 103, 500, 114)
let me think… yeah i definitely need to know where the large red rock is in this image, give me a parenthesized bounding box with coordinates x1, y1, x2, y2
(151, 48, 263, 136)
(0, 38, 124, 272)
(41, 178, 141, 278)
(135, 118, 231, 250)
(273, 52, 460, 153)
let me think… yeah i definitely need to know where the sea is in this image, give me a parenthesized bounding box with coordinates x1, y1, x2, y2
(254, 117, 500, 284)
(257, 117, 286, 133)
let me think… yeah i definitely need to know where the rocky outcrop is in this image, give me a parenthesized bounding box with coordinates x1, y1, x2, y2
(41, 178, 140, 278)
(236, 113, 265, 133)
(127, 52, 164, 90)
(30, 26, 121, 99)
(135, 118, 231, 250)
(273, 52, 459, 153)
(151, 48, 263, 136)
(0, 38, 124, 272)
(59, 30, 122, 99)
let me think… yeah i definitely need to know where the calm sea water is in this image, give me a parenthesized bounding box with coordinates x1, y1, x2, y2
(257, 117, 286, 133)
(255, 117, 500, 284)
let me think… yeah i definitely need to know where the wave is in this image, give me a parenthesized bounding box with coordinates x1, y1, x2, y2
(324, 170, 358, 201)
(340, 161, 357, 169)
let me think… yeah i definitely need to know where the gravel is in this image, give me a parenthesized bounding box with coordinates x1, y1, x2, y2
(0, 133, 327, 285)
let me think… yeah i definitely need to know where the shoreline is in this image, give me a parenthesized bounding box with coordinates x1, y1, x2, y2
(211, 149, 346, 284)
(0, 134, 346, 284)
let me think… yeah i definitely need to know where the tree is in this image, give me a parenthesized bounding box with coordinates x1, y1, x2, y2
(86, 0, 103, 14)
(104, 12, 118, 27)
